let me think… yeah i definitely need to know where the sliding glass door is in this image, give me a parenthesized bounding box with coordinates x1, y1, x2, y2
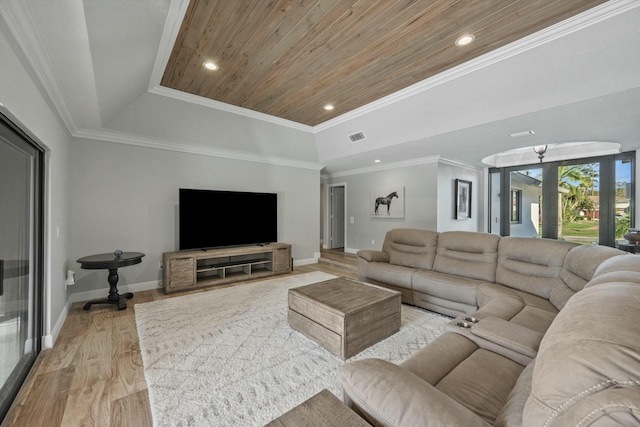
(489, 152, 635, 246)
(0, 114, 43, 421)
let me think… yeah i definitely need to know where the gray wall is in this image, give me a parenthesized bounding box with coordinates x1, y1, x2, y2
(325, 161, 439, 252)
(105, 92, 319, 163)
(436, 161, 485, 232)
(1, 20, 73, 345)
(323, 159, 484, 253)
(69, 139, 320, 294)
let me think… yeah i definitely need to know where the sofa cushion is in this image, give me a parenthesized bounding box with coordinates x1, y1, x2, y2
(587, 253, 640, 287)
(496, 237, 576, 299)
(477, 282, 558, 314)
(412, 270, 485, 306)
(341, 358, 490, 427)
(550, 245, 623, 310)
(475, 284, 558, 334)
(401, 332, 523, 425)
(432, 231, 500, 282)
(559, 245, 623, 291)
(364, 262, 416, 289)
(508, 306, 556, 335)
(435, 348, 524, 424)
(400, 332, 478, 384)
(523, 282, 640, 426)
(381, 228, 438, 270)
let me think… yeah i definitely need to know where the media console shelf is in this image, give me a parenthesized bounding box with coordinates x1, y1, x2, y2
(163, 243, 292, 293)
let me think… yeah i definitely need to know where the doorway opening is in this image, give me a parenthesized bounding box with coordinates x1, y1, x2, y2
(327, 183, 347, 251)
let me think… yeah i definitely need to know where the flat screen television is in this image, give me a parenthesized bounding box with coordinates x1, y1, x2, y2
(179, 188, 277, 250)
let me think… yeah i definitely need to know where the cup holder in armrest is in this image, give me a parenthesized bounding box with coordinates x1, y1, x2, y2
(446, 314, 480, 333)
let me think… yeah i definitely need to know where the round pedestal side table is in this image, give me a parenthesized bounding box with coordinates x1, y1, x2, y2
(77, 251, 145, 310)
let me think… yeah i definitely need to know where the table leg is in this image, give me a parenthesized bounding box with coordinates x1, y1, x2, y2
(83, 267, 134, 311)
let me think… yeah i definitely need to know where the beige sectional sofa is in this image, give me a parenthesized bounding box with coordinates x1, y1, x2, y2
(344, 229, 640, 426)
(358, 229, 622, 328)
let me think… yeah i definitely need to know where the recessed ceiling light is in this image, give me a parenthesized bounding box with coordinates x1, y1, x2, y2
(374, 159, 381, 163)
(324, 104, 334, 111)
(455, 34, 475, 46)
(203, 61, 218, 71)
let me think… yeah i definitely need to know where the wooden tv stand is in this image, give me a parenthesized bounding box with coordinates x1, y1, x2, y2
(162, 243, 292, 293)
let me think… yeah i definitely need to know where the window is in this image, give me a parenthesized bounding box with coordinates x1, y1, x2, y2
(489, 151, 635, 246)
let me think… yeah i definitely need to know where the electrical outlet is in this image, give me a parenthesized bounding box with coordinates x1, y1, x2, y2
(371, 239, 375, 246)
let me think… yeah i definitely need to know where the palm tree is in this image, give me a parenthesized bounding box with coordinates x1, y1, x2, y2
(558, 164, 598, 222)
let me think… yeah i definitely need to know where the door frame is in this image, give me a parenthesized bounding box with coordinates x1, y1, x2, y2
(325, 182, 347, 250)
(0, 110, 45, 423)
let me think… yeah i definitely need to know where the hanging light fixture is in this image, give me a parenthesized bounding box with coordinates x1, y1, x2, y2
(533, 145, 548, 163)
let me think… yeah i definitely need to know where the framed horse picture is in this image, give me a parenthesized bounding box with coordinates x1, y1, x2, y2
(370, 187, 405, 218)
(455, 179, 472, 220)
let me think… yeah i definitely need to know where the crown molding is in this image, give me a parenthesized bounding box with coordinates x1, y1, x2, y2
(481, 141, 622, 168)
(0, 0, 80, 134)
(149, 86, 314, 132)
(151, 1, 640, 134)
(148, 0, 189, 91)
(313, 1, 640, 132)
(437, 157, 482, 172)
(326, 155, 481, 178)
(149, 1, 639, 134)
(73, 128, 324, 171)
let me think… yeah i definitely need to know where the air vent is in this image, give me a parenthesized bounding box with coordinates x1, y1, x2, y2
(349, 131, 366, 143)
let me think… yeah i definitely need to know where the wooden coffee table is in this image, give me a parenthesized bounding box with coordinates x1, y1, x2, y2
(288, 277, 401, 359)
(265, 389, 369, 427)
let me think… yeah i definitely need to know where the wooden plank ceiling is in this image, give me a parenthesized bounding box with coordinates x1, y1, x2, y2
(161, 0, 607, 127)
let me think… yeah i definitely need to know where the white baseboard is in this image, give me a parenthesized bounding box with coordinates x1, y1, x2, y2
(43, 281, 159, 349)
(345, 247, 358, 254)
(294, 254, 319, 266)
(68, 280, 162, 304)
(43, 299, 70, 349)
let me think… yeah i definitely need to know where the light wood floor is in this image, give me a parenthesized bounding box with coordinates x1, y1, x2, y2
(2, 253, 357, 427)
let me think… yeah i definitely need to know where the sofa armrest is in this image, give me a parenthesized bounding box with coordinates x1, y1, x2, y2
(357, 250, 389, 263)
(341, 358, 490, 427)
(471, 316, 543, 359)
(446, 315, 539, 366)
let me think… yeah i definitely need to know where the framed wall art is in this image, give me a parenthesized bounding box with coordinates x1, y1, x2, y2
(455, 179, 472, 220)
(370, 187, 404, 218)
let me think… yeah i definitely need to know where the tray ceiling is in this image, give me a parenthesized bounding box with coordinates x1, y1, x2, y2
(161, 0, 606, 127)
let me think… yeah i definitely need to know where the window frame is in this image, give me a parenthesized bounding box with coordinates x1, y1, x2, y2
(488, 151, 635, 246)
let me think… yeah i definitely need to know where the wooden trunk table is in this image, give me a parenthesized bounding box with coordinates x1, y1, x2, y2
(288, 277, 401, 359)
(265, 389, 369, 427)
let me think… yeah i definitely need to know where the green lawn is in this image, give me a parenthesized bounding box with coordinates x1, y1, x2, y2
(562, 220, 599, 238)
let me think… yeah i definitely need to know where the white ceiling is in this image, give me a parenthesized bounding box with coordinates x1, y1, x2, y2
(2, 0, 640, 174)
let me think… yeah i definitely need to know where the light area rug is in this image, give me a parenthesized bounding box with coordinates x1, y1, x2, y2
(135, 271, 448, 426)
